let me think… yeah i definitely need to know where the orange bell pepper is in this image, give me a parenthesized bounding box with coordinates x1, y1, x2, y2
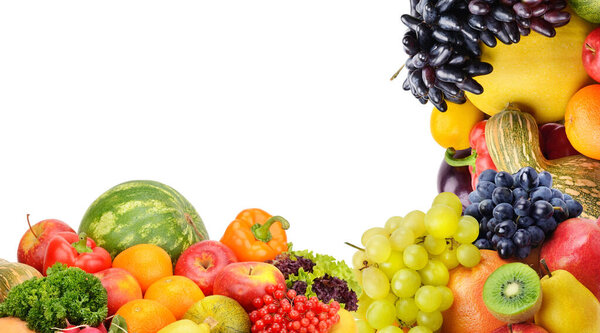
(220, 208, 290, 262)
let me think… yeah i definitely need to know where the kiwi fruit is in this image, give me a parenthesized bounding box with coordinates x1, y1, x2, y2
(482, 262, 542, 323)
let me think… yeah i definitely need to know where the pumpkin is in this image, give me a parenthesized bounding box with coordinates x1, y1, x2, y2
(0, 260, 42, 302)
(485, 104, 600, 219)
(0, 317, 36, 333)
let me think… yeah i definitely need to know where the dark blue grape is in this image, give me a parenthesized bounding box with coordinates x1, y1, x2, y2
(566, 200, 583, 218)
(493, 203, 514, 221)
(491, 234, 501, 247)
(515, 246, 531, 259)
(519, 167, 539, 190)
(531, 200, 554, 220)
(486, 231, 494, 240)
(527, 226, 545, 247)
(492, 187, 513, 205)
(530, 187, 552, 202)
(514, 198, 531, 217)
(486, 218, 498, 232)
(512, 229, 532, 248)
(550, 198, 569, 222)
(465, 203, 482, 219)
(479, 199, 494, 217)
(495, 220, 517, 238)
(479, 169, 498, 183)
(469, 191, 482, 204)
(512, 188, 528, 203)
(538, 171, 553, 188)
(474, 238, 492, 249)
(551, 189, 563, 199)
(497, 238, 516, 259)
(536, 217, 557, 234)
(477, 181, 496, 200)
(494, 171, 514, 188)
(563, 194, 573, 201)
(479, 220, 488, 235)
(512, 169, 522, 185)
(517, 216, 535, 228)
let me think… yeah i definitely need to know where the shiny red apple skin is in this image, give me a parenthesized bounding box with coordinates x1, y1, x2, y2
(492, 323, 549, 333)
(583, 27, 600, 83)
(174, 240, 237, 295)
(212, 261, 286, 311)
(17, 218, 75, 273)
(540, 218, 600, 299)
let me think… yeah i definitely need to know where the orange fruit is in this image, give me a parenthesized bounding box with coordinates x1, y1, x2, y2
(144, 275, 205, 319)
(115, 299, 176, 333)
(112, 244, 173, 292)
(441, 250, 512, 333)
(565, 84, 600, 159)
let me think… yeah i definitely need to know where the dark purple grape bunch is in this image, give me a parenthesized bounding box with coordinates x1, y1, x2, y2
(467, 0, 571, 41)
(401, 0, 493, 111)
(464, 167, 583, 260)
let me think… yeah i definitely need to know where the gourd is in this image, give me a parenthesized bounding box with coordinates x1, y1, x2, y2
(0, 260, 42, 302)
(183, 295, 251, 333)
(485, 104, 600, 219)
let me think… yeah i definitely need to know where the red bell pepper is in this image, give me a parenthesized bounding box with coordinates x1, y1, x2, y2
(445, 120, 497, 190)
(539, 123, 580, 160)
(43, 232, 112, 275)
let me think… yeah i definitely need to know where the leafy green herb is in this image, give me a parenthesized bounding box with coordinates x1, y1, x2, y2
(0, 263, 108, 333)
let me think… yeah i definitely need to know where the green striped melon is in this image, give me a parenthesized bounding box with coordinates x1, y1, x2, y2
(79, 180, 209, 263)
(569, 0, 600, 23)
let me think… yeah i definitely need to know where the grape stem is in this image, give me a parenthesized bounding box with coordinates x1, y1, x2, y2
(508, 323, 513, 333)
(390, 64, 405, 81)
(344, 242, 365, 252)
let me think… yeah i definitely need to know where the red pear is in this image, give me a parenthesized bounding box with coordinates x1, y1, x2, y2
(540, 218, 600, 299)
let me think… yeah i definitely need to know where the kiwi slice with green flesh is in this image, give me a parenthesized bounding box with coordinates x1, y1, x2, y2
(482, 262, 542, 324)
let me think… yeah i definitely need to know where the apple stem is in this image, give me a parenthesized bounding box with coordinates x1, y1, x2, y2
(586, 43, 596, 55)
(508, 323, 513, 333)
(251, 216, 290, 243)
(26, 214, 39, 240)
(540, 259, 552, 278)
(344, 242, 365, 251)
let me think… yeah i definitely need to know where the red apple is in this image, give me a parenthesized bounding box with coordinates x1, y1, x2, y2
(492, 323, 549, 333)
(94, 268, 143, 316)
(174, 240, 237, 295)
(213, 261, 286, 311)
(583, 27, 600, 83)
(540, 218, 600, 299)
(17, 214, 75, 273)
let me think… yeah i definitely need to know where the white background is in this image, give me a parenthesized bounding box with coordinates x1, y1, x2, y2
(0, 1, 442, 265)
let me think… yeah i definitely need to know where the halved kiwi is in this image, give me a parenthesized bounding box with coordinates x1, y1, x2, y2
(482, 262, 542, 323)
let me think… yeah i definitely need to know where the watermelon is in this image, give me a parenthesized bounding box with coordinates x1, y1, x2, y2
(79, 180, 209, 263)
(569, 0, 600, 23)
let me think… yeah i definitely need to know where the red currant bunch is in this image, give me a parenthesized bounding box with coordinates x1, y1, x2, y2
(249, 283, 341, 333)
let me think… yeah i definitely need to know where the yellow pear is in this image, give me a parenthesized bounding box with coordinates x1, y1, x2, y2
(157, 319, 210, 333)
(534, 269, 600, 332)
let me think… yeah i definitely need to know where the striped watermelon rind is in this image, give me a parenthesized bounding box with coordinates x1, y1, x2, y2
(569, 0, 600, 23)
(78, 180, 209, 263)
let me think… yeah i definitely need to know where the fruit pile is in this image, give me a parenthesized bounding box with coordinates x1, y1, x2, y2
(387, 0, 600, 331)
(0, 181, 360, 333)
